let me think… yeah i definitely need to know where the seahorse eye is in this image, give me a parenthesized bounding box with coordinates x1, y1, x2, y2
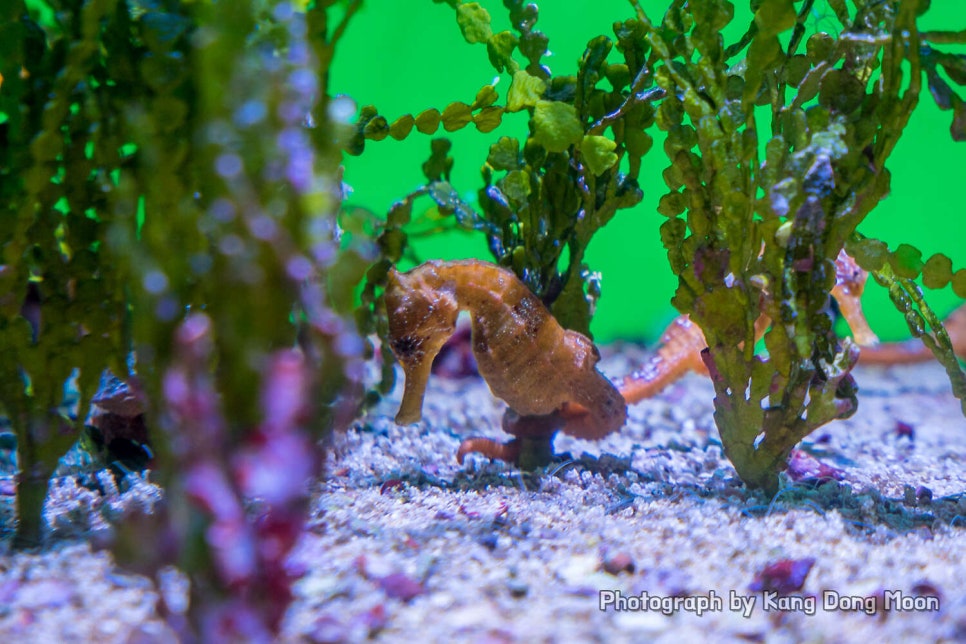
(391, 335, 423, 359)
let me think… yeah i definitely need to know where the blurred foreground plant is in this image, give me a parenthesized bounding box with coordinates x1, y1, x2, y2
(2, 0, 364, 639)
(1, 0, 134, 548)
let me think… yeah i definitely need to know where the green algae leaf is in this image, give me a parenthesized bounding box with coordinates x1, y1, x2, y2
(579, 135, 618, 176)
(389, 114, 414, 140)
(486, 136, 520, 171)
(744, 35, 781, 101)
(579, 36, 613, 94)
(848, 237, 889, 271)
(386, 198, 413, 228)
(473, 106, 503, 133)
(927, 70, 955, 110)
(826, 0, 850, 25)
(691, 0, 734, 32)
(922, 253, 953, 289)
(363, 115, 390, 141)
(456, 3, 492, 44)
(519, 30, 549, 63)
(625, 130, 653, 158)
(378, 228, 408, 263)
(472, 84, 498, 109)
(501, 169, 530, 204)
(506, 70, 546, 112)
(441, 101, 473, 131)
(487, 30, 518, 73)
(819, 69, 866, 113)
(890, 243, 924, 280)
(660, 217, 688, 275)
(953, 97, 966, 142)
(954, 270, 966, 299)
(422, 138, 453, 182)
(414, 108, 441, 134)
(605, 63, 630, 91)
(783, 55, 811, 88)
(550, 268, 594, 338)
(657, 191, 686, 217)
(532, 100, 582, 153)
(940, 56, 966, 85)
(806, 33, 835, 64)
(754, 0, 797, 37)
(328, 249, 371, 314)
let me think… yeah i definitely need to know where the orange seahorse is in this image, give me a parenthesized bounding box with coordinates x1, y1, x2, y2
(616, 250, 965, 406)
(384, 259, 627, 465)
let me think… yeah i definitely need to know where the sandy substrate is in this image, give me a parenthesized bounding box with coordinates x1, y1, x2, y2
(1, 346, 965, 643)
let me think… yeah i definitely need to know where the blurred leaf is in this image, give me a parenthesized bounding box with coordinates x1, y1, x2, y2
(386, 199, 413, 228)
(140, 12, 189, 53)
(550, 269, 593, 337)
(922, 252, 953, 289)
(826, 0, 850, 25)
(422, 138, 453, 182)
(809, 120, 848, 159)
(328, 249, 370, 313)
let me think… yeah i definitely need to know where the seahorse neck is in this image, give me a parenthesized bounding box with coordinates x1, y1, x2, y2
(429, 259, 510, 310)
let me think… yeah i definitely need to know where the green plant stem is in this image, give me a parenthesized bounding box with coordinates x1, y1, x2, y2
(13, 463, 48, 549)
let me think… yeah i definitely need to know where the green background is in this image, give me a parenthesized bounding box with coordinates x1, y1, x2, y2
(332, 1, 966, 343)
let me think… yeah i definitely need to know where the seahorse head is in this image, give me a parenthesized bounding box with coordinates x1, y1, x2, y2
(384, 265, 459, 423)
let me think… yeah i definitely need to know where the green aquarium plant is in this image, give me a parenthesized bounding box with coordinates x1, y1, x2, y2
(635, 0, 966, 493)
(1, 0, 132, 548)
(1, 0, 365, 639)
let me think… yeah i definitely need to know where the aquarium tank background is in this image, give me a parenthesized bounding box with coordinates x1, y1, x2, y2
(334, 0, 966, 343)
(2, 0, 966, 639)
